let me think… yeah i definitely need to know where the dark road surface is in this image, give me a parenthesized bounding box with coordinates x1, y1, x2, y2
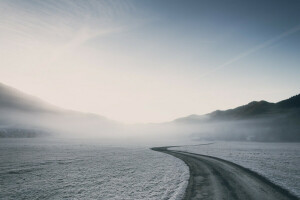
(152, 147, 299, 200)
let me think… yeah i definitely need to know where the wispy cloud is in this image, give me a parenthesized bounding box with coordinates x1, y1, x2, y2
(200, 24, 300, 78)
(0, 0, 135, 47)
(0, 0, 139, 64)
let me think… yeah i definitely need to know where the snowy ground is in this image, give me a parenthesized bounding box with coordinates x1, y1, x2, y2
(0, 138, 189, 200)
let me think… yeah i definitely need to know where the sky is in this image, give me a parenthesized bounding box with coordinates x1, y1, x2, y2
(0, 0, 299, 123)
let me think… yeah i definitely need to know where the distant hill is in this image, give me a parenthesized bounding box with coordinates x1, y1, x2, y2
(0, 83, 60, 113)
(173, 94, 300, 142)
(277, 94, 300, 109)
(0, 82, 119, 138)
(175, 94, 300, 123)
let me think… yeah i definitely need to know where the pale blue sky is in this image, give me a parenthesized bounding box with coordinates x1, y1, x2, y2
(0, 0, 299, 123)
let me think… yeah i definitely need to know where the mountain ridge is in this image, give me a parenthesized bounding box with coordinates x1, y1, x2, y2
(174, 94, 300, 123)
(0, 82, 118, 138)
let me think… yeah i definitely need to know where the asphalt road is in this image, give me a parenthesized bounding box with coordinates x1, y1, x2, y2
(152, 147, 299, 200)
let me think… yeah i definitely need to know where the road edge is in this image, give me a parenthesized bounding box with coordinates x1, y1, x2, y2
(151, 147, 299, 200)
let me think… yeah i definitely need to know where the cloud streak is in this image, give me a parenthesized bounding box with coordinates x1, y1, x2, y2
(0, 0, 138, 69)
(200, 24, 300, 78)
(0, 0, 134, 42)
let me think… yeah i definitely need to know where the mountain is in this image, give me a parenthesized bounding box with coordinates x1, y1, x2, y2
(277, 94, 300, 109)
(0, 82, 119, 138)
(0, 83, 60, 113)
(175, 94, 300, 123)
(173, 94, 300, 142)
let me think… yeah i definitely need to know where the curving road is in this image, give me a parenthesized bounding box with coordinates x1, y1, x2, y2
(152, 147, 299, 200)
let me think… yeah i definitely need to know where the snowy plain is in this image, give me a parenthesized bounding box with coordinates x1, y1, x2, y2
(0, 138, 189, 200)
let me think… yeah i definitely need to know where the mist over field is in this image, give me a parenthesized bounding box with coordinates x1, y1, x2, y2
(1, 82, 299, 145)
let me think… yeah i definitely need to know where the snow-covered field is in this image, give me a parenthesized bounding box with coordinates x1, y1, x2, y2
(171, 142, 300, 197)
(0, 138, 189, 200)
